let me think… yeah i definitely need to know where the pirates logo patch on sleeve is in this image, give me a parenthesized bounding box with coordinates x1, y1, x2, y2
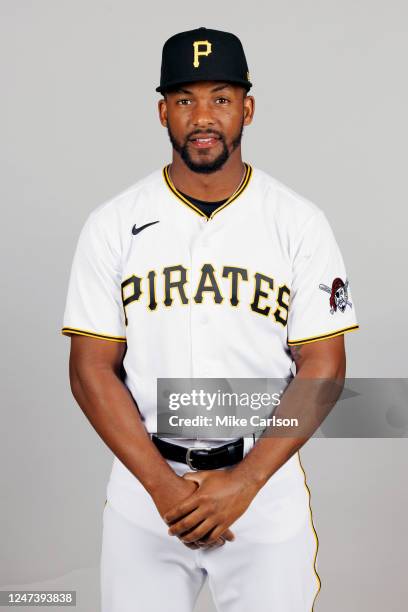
(319, 277, 353, 314)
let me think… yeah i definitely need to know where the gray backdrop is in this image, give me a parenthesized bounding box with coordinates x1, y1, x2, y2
(1, 1, 407, 610)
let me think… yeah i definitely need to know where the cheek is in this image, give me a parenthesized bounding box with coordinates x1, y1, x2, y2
(169, 112, 191, 134)
(226, 114, 244, 138)
(220, 106, 240, 121)
(223, 106, 244, 127)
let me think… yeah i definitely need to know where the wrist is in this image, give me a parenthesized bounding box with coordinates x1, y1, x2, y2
(140, 468, 180, 498)
(230, 462, 266, 495)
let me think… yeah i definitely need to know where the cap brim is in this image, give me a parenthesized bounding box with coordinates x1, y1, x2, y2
(156, 77, 252, 94)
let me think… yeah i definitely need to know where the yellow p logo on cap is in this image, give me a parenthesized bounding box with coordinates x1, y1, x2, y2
(193, 40, 212, 68)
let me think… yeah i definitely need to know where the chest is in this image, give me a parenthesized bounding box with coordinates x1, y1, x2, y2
(120, 201, 292, 327)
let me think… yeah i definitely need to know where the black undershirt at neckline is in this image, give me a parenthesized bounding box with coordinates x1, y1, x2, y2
(178, 190, 228, 218)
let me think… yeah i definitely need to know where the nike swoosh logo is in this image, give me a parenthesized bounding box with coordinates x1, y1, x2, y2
(132, 221, 160, 235)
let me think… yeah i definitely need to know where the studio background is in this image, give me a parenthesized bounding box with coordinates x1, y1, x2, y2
(1, 1, 407, 611)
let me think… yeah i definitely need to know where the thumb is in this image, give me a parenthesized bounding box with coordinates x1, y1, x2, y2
(182, 471, 207, 486)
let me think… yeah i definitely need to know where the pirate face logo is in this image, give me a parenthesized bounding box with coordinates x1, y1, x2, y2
(334, 284, 347, 312)
(319, 278, 352, 314)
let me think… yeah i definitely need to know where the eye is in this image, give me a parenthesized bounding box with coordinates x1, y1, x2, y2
(176, 98, 192, 105)
(215, 97, 229, 104)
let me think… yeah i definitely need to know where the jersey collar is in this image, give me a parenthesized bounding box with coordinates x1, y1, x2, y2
(162, 163, 253, 220)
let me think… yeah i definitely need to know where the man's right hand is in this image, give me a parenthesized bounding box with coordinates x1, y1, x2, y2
(151, 475, 235, 550)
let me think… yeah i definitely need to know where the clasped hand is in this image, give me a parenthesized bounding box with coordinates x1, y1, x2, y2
(163, 468, 258, 548)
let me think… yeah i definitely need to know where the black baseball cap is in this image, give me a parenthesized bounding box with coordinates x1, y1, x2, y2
(156, 27, 252, 94)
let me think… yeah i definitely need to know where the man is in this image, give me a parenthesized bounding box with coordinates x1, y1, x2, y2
(61, 27, 359, 612)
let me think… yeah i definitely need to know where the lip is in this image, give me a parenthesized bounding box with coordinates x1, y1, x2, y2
(188, 135, 221, 149)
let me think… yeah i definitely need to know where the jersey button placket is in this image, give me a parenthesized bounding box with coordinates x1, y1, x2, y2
(190, 228, 214, 379)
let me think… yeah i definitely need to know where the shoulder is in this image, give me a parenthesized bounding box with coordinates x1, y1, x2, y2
(89, 168, 164, 223)
(250, 165, 323, 227)
(248, 166, 334, 260)
(79, 168, 164, 247)
(73, 168, 164, 255)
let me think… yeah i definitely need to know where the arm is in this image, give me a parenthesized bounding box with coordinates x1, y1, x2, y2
(231, 333, 346, 489)
(69, 335, 188, 503)
(164, 335, 346, 544)
(68, 335, 235, 548)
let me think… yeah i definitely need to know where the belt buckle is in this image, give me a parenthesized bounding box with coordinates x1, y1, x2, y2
(186, 446, 211, 471)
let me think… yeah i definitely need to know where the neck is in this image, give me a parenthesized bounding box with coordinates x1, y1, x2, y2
(169, 148, 245, 201)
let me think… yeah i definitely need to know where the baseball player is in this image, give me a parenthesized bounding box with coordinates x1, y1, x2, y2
(61, 27, 359, 612)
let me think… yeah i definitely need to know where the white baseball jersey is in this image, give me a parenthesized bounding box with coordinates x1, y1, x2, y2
(61, 162, 358, 459)
(62, 164, 358, 611)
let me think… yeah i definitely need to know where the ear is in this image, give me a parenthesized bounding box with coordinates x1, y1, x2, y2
(158, 98, 168, 127)
(243, 95, 255, 127)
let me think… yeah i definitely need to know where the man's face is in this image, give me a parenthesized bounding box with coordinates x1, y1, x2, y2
(159, 81, 254, 174)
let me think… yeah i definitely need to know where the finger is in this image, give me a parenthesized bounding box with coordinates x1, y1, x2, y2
(201, 524, 231, 545)
(199, 538, 225, 550)
(168, 509, 207, 537)
(164, 495, 201, 524)
(196, 534, 225, 549)
(196, 524, 231, 546)
(183, 541, 200, 550)
(220, 528, 235, 542)
(199, 527, 235, 544)
(179, 519, 215, 544)
(183, 525, 231, 548)
(180, 533, 223, 550)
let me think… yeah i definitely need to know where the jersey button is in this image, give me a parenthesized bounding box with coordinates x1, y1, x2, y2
(201, 314, 209, 325)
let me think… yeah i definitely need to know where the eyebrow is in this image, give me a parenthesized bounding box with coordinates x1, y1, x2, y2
(211, 83, 232, 92)
(175, 83, 232, 95)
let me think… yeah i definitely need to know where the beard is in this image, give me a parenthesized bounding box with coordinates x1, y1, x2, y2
(166, 120, 244, 174)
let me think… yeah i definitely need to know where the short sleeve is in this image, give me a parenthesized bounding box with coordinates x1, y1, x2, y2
(287, 210, 359, 346)
(61, 211, 127, 343)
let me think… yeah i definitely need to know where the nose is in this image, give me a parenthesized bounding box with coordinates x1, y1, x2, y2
(190, 99, 215, 128)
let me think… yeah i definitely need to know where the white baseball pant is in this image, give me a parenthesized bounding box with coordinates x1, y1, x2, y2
(101, 449, 320, 612)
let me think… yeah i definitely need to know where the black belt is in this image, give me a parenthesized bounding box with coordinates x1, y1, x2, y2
(152, 435, 244, 470)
